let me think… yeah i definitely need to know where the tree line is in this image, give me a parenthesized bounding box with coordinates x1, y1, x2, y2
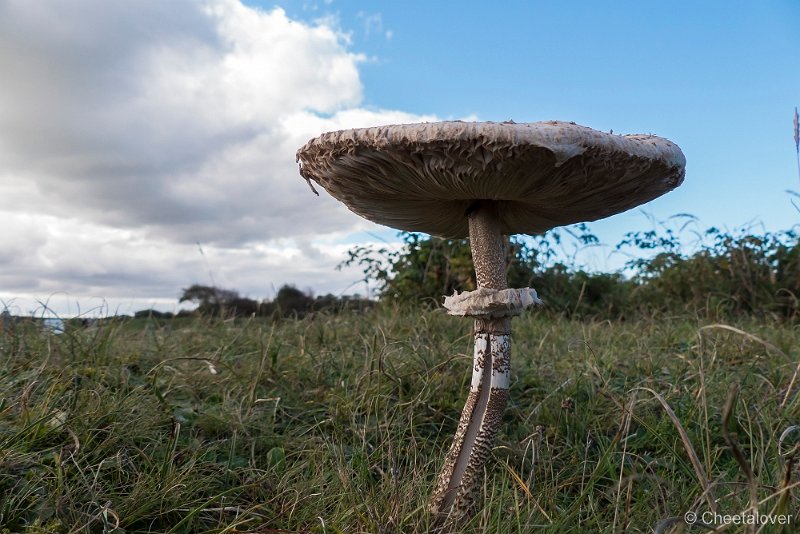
(135, 219, 800, 322)
(134, 284, 373, 319)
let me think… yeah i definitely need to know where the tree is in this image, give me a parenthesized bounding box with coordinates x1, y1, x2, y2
(134, 309, 173, 319)
(274, 285, 313, 316)
(179, 284, 259, 317)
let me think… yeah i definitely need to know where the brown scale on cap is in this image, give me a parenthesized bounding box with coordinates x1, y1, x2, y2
(296, 120, 685, 525)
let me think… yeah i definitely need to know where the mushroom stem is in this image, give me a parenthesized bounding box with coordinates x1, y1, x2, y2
(430, 201, 512, 523)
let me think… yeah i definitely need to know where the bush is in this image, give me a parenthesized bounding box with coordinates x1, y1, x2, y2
(342, 224, 800, 320)
(620, 226, 800, 318)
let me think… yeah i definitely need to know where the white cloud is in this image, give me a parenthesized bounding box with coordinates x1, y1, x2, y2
(0, 0, 433, 316)
(358, 12, 384, 39)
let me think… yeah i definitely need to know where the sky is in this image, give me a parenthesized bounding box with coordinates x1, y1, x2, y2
(1, 0, 799, 317)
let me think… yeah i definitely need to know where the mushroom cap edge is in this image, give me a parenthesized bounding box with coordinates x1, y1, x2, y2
(296, 120, 686, 238)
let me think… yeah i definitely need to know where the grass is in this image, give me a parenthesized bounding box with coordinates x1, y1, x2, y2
(1, 307, 799, 533)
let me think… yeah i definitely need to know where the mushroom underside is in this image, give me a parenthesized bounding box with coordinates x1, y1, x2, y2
(299, 144, 684, 238)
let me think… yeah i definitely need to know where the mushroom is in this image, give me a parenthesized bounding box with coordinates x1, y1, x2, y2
(296, 121, 685, 524)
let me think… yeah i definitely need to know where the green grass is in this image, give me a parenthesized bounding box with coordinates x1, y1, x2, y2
(2, 308, 799, 532)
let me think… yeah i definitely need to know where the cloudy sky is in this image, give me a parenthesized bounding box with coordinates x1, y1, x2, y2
(1, 0, 799, 317)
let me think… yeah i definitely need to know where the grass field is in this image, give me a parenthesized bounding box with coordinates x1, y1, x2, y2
(2, 308, 799, 533)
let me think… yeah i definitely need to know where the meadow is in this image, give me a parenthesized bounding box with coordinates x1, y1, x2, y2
(2, 305, 799, 533)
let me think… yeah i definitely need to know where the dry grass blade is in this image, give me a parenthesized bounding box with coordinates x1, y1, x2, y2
(633, 387, 717, 513)
(780, 360, 800, 410)
(794, 106, 799, 156)
(778, 426, 800, 457)
(498, 460, 552, 522)
(772, 426, 800, 524)
(612, 391, 637, 533)
(697, 324, 786, 358)
(67, 501, 120, 534)
(795, 106, 800, 201)
(721, 384, 757, 533)
(794, 107, 799, 152)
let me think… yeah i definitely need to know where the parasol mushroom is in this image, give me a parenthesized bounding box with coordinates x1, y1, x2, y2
(296, 120, 685, 524)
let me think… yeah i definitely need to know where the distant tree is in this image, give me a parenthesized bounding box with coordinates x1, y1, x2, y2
(274, 285, 313, 316)
(180, 284, 228, 315)
(177, 283, 374, 319)
(134, 309, 174, 319)
(311, 293, 376, 313)
(227, 297, 261, 317)
(179, 284, 259, 317)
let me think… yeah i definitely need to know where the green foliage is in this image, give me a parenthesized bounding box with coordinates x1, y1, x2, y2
(618, 225, 800, 318)
(343, 221, 800, 320)
(2, 310, 800, 531)
(531, 264, 635, 317)
(340, 224, 599, 307)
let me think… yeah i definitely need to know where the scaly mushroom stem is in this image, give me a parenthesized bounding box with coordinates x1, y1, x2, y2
(431, 201, 512, 523)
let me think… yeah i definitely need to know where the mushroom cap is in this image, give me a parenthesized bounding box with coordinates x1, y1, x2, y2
(296, 121, 685, 238)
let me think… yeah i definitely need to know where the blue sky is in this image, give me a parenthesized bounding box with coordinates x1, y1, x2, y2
(274, 0, 800, 243)
(0, 0, 798, 316)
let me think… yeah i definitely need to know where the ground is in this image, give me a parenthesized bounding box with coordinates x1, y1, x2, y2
(1, 308, 798, 532)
